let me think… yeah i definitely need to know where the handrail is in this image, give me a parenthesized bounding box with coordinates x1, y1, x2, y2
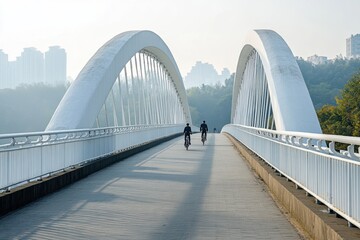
(229, 124, 360, 163)
(0, 125, 176, 150)
(222, 124, 360, 228)
(0, 124, 183, 192)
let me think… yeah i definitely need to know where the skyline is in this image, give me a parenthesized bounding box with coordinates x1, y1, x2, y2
(1, 0, 360, 79)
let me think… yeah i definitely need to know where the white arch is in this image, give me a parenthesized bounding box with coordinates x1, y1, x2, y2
(232, 29, 322, 133)
(46, 31, 191, 131)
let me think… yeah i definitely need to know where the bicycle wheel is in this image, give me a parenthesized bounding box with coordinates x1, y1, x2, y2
(185, 136, 189, 150)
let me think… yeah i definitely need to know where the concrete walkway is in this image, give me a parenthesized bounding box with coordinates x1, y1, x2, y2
(0, 134, 302, 239)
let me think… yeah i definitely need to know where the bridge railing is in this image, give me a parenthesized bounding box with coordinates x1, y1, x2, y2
(222, 124, 360, 228)
(0, 124, 183, 192)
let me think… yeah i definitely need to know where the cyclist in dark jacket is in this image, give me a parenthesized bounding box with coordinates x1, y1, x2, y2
(183, 123, 192, 145)
(200, 120, 208, 140)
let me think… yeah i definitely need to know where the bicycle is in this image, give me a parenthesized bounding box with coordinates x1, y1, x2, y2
(201, 133, 206, 145)
(184, 135, 190, 150)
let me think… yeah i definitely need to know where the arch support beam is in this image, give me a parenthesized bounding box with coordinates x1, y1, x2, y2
(232, 30, 322, 133)
(46, 31, 190, 131)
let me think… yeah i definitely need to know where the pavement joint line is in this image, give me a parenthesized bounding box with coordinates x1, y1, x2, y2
(134, 137, 181, 167)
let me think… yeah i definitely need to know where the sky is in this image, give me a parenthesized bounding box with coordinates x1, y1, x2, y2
(1, 0, 359, 80)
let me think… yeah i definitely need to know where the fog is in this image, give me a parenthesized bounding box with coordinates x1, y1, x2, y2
(0, 83, 67, 134)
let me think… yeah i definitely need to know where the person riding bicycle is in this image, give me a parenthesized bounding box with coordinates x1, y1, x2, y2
(183, 123, 192, 145)
(200, 120, 208, 141)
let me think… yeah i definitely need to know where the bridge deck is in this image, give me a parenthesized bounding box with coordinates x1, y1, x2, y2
(0, 134, 302, 239)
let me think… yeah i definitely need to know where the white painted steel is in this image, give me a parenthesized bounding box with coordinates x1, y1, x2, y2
(222, 124, 360, 228)
(93, 50, 186, 129)
(46, 31, 191, 131)
(0, 125, 182, 191)
(232, 30, 321, 133)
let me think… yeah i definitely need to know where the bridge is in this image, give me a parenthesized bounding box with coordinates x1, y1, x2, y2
(1, 30, 360, 239)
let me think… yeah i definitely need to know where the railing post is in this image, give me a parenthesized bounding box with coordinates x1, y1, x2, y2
(348, 162, 351, 220)
(222, 124, 360, 228)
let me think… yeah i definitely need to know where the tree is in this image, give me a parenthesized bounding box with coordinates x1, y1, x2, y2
(317, 72, 360, 137)
(297, 58, 360, 109)
(335, 73, 360, 136)
(186, 75, 234, 131)
(0, 83, 67, 134)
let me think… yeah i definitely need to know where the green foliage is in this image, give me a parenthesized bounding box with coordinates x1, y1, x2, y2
(317, 73, 360, 137)
(297, 58, 360, 109)
(187, 75, 234, 131)
(186, 58, 360, 134)
(2, 58, 360, 135)
(0, 83, 67, 134)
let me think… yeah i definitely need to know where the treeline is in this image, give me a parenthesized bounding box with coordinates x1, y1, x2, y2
(186, 75, 233, 131)
(187, 58, 360, 133)
(297, 58, 360, 109)
(0, 83, 67, 134)
(317, 72, 360, 137)
(1, 58, 360, 135)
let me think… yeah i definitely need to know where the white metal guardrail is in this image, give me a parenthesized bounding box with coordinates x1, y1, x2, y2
(222, 124, 360, 228)
(0, 124, 183, 192)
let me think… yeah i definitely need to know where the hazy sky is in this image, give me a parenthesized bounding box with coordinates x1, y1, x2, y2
(1, 0, 359, 79)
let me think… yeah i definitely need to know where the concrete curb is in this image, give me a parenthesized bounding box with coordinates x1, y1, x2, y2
(225, 133, 360, 240)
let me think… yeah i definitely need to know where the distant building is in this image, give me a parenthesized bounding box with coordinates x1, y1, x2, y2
(184, 61, 231, 88)
(0, 50, 9, 88)
(307, 54, 328, 65)
(18, 47, 44, 85)
(346, 34, 360, 58)
(0, 46, 67, 89)
(45, 46, 67, 86)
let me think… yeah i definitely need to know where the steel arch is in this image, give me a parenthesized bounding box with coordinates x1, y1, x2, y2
(46, 31, 191, 131)
(232, 29, 322, 133)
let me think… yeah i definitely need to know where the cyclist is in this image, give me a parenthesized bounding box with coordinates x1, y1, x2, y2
(200, 120, 208, 141)
(183, 123, 192, 145)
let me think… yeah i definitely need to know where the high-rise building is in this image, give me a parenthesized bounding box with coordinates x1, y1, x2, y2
(0, 46, 67, 89)
(346, 34, 360, 58)
(0, 50, 9, 88)
(45, 46, 67, 86)
(18, 47, 44, 84)
(184, 61, 231, 88)
(8, 60, 19, 88)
